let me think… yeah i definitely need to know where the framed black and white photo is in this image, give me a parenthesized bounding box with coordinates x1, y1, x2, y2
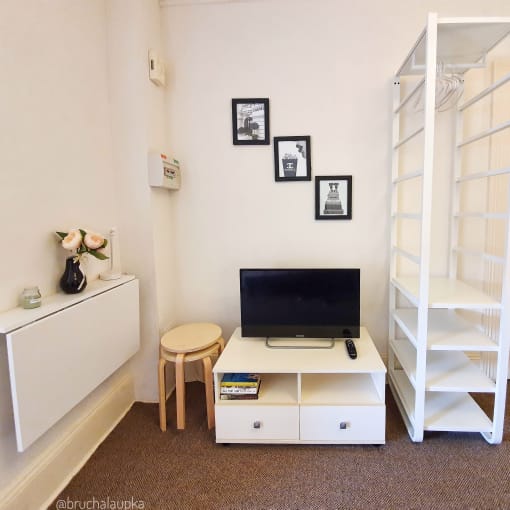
(315, 175, 352, 220)
(274, 136, 311, 181)
(232, 98, 270, 145)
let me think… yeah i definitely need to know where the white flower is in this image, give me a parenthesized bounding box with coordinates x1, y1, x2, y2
(84, 232, 105, 250)
(62, 229, 82, 251)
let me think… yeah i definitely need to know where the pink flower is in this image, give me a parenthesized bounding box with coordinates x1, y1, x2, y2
(84, 232, 105, 250)
(61, 229, 82, 251)
(56, 228, 109, 260)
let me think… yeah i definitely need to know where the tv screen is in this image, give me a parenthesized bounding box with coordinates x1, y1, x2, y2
(240, 269, 360, 339)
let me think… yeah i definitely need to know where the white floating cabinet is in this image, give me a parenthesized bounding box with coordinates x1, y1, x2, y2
(389, 14, 510, 443)
(0, 276, 140, 451)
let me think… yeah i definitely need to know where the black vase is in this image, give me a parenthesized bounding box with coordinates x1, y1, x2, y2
(60, 256, 87, 294)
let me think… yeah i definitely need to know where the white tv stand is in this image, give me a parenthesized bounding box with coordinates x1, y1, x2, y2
(213, 327, 386, 444)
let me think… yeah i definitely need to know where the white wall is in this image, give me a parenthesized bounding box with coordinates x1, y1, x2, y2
(0, 0, 126, 499)
(0, 0, 117, 308)
(1, 3, 509, 501)
(160, 0, 510, 355)
(0, 0, 172, 504)
(106, 0, 175, 402)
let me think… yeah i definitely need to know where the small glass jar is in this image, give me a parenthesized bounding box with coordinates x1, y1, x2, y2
(20, 287, 42, 309)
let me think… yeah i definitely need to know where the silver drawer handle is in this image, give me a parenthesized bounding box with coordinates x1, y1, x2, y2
(253, 421, 261, 429)
(339, 421, 349, 430)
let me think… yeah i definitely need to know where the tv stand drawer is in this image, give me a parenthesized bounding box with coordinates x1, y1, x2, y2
(299, 405, 385, 442)
(215, 405, 299, 441)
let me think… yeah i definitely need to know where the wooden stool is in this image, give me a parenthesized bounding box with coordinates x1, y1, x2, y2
(158, 323, 224, 431)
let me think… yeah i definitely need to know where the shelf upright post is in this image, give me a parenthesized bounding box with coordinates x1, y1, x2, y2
(413, 12, 439, 442)
(485, 150, 510, 444)
(449, 95, 464, 281)
(488, 58, 510, 442)
(388, 75, 402, 380)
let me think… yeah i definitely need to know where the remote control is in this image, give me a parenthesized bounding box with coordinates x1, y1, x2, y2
(345, 339, 357, 359)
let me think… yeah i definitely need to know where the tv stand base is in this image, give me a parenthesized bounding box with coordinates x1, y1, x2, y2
(265, 337, 335, 349)
(214, 327, 386, 445)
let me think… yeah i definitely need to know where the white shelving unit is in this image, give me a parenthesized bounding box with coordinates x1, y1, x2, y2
(389, 14, 510, 443)
(213, 328, 386, 444)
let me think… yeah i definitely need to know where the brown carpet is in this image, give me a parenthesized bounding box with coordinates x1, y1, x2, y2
(50, 384, 510, 510)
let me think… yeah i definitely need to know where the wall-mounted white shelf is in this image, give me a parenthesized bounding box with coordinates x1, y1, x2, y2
(1, 276, 140, 451)
(0, 275, 136, 334)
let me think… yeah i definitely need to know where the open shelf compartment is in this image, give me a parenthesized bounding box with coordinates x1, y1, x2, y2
(392, 276, 502, 309)
(424, 392, 493, 432)
(393, 308, 498, 351)
(389, 370, 493, 433)
(216, 372, 297, 405)
(300, 373, 383, 406)
(391, 339, 496, 392)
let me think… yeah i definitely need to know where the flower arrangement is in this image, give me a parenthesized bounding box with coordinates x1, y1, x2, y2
(56, 229, 109, 261)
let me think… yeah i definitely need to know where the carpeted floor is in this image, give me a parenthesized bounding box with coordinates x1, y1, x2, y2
(50, 384, 510, 510)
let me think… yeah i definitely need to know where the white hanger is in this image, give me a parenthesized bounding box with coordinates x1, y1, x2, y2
(413, 62, 464, 112)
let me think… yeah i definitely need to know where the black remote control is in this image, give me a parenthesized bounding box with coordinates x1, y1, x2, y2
(345, 339, 357, 359)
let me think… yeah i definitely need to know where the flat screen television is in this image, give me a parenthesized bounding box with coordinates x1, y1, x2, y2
(240, 268, 360, 339)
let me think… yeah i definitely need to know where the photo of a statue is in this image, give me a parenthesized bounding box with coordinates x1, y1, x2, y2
(323, 182, 344, 215)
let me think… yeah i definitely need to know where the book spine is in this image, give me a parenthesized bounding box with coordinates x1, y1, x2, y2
(220, 381, 259, 387)
(220, 373, 260, 386)
(220, 386, 259, 394)
(220, 394, 259, 400)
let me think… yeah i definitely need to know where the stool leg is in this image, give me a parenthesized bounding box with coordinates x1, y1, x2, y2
(158, 358, 167, 432)
(202, 356, 215, 429)
(217, 337, 225, 353)
(175, 353, 186, 430)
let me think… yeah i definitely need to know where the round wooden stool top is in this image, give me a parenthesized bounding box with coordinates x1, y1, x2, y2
(161, 323, 222, 354)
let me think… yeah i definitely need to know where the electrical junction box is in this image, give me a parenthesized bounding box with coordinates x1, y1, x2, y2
(148, 151, 181, 190)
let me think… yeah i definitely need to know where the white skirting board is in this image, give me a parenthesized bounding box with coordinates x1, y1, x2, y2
(0, 373, 135, 510)
(1, 276, 140, 452)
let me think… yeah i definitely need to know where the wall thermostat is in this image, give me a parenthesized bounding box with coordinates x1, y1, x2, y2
(148, 49, 166, 87)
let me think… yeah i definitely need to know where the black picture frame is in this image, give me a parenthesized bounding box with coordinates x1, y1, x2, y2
(232, 98, 270, 145)
(315, 175, 352, 220)
(273, 136, 311, 182)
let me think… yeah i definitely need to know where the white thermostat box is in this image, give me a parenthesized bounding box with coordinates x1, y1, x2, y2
(148, 151, 181, 190)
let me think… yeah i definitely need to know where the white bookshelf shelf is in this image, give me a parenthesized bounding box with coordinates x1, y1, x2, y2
(393, 308, 498, 351)
(392, 276, 501, 309)
(391, 339, 496, 392)
(397, 18, 510, 76)
(390, 371, 493, 433)
(423, 392, 493, 432)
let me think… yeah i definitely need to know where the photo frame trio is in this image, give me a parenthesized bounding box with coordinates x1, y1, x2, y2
(231, 98, 352, 220)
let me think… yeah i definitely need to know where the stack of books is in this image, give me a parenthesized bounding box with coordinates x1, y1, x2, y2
(220, 373, 261, 400)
